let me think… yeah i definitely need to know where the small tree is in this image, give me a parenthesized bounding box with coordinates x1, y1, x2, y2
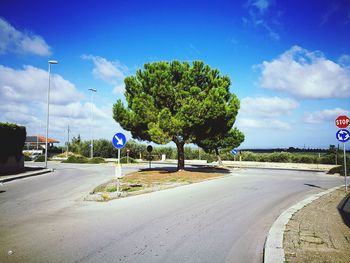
(113, 61, 241, 170)
(196, 128, 244, 165)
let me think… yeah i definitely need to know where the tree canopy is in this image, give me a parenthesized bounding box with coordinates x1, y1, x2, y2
(195, 127, 244, 165)
(113, 60, 243, 170)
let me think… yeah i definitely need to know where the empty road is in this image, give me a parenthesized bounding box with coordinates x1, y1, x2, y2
(0, 162, 343, 262)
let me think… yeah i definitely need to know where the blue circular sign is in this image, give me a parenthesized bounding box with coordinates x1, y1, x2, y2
(336, 129, 350, 143)
(231, 149, 238, 155)
(112, 133, 127, 149)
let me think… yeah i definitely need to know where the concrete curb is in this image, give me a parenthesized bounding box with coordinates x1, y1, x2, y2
(264, 185, 344, 263)
(0, 168, 53, 183)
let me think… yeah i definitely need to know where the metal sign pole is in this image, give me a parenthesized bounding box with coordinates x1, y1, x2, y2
(344, 143, 347, 193)
(117, 148, 121, 192)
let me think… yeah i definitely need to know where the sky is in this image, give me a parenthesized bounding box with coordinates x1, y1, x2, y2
(0, 0, 349, 149)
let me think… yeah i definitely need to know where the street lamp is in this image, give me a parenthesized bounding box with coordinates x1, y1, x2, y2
(88, 88, 97, 158)
(45, 60, 58, 168)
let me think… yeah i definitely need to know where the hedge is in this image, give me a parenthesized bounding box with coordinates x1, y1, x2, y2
(0, 122, 26, 163)
(61, 155, 106, 164)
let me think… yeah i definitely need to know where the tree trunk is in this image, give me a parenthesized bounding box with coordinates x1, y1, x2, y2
(176, 141, 185, 171)
(215, 148, 223, 166)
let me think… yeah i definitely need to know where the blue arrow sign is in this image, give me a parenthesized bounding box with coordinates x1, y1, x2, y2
(231, 149, 238, 155)
(336, 129, 350, 143)
(112, 132, 127, 149)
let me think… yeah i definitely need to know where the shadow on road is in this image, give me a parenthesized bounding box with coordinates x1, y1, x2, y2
(0, 166, 46, 177)
(338, 193, 350, 228)
(304, 183, 325, 189)
(140, 166, 231, 174)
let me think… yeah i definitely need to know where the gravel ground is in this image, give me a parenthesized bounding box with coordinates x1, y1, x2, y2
(284, 188, 350, 263)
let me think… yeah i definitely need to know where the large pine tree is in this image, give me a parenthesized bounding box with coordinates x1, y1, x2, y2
(113, 61, 243, 170)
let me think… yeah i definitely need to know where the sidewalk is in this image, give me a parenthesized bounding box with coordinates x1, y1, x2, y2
(283, 187, 350, 262)
(0, 166, 53, 183)
(265, 186, 350, 263)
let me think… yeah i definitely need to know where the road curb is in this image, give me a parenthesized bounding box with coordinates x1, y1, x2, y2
(263, 185, 344, 263)
(0, 168, 53, 183)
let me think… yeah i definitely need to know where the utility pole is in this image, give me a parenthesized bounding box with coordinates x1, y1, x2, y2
(88, 88, 97, 158)
(66, 125, 70, 159)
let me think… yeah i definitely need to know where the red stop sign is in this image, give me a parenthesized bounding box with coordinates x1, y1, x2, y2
(335, 115, 350, 128)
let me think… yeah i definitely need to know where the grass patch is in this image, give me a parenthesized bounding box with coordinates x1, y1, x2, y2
(106, 186, 118, 192)
(91, 166, 230, 200)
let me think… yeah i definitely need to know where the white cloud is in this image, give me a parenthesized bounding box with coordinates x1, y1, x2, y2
(0, 65, 82, 105)
(82, 55, 128, 94)
(249, 0, 270, 14)
(244, 0, 279, 41)
(237, 96, 297, 131)
(259, 45, 350, 99)
(50, 102, 108, 120)
(304, 108, 350, 124)
(0, 17, 51, 56)
(338, 54, 350, 68)
(237, 118, 292, 130)
(0, 64, 120, 144)
(240, 96, 299, 117)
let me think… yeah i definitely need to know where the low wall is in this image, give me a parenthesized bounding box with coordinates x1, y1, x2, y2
(0, 155, 24, 175)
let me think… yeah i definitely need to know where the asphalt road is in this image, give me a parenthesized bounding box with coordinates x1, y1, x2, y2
(0, 162, 343, 263)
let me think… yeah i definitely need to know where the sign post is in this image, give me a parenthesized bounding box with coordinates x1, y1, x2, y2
(112, 132, 127, 193)
(335, 115, 350, 193)
(126, 149, 130, 164)
(231, 149, 238, 162)
(147, 145, 153, 169)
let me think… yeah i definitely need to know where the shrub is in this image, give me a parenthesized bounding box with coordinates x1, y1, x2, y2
(327, 166, 349, 176)
(0, 122, 26, 163)
(24, 155, 32, 161)
(34, 155, 45, 162)
(206, 155, 217, 163)
(291, 155, 316, 164)
(319, 154, 335, 164)
(88, 157, 106, 164)
(267, 152, 291, 163)
(62, 155, 89, 163)
(241, 151, 258, 162)
(120, 156, 137, 164)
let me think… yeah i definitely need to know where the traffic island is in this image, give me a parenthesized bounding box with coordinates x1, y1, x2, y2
(85, 166, 231, 202)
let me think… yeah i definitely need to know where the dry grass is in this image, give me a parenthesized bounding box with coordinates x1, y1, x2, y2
(93, 166, 231, 194)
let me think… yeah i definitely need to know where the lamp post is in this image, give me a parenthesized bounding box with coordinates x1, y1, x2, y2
(88, 88, 97, 158)
(45, 60, 58, 169)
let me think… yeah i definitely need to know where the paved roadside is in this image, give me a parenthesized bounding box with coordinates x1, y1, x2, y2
(0, 166, 53, 183)
(265, 186, 350, 263)
(284, 187, 350, 262)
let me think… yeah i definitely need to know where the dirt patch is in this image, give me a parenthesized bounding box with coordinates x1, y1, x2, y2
(90, 166, 231, 201)
(284, 188, 350, 263)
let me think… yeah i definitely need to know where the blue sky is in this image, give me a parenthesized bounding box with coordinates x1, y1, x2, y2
(0, 0, 349, 149)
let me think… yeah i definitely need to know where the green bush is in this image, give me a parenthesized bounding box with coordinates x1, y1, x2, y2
(88, 157, 106, 164)
(24, 155, 32, 161)
(241, 151, 258, 162)
(319, 154, 335, 164)
(120, 156, 137, 164)
(327, 166, 349, 176)
(62, 155, 89, 163)
(206, 155, 217, 163)
(34, 155, 45, 162)
(0, 122, 26, 163)
(62, 155, 106, 164)
(267, 152, 291, 163)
